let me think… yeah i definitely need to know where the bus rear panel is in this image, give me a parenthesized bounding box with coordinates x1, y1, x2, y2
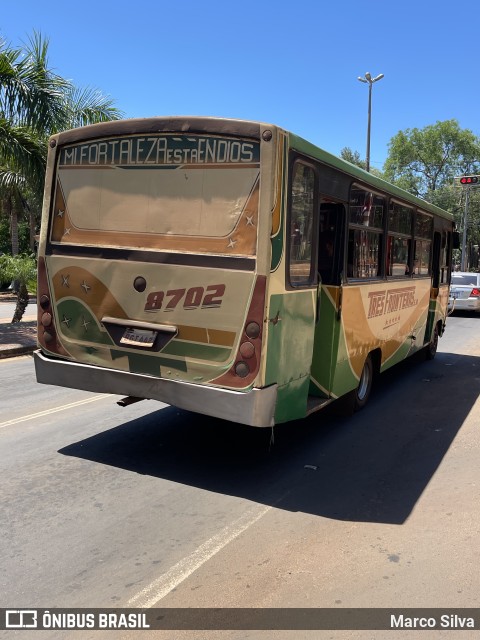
(35, 118, 278, 427)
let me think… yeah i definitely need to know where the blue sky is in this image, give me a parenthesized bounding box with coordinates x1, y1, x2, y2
(2, 0, 478, 170)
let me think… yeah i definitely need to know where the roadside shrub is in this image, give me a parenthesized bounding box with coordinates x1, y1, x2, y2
(0, 254, 37, 322)
(0, 253, 37, 288)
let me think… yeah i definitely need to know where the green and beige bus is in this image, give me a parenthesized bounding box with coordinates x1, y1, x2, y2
(34, 117, 455, 427)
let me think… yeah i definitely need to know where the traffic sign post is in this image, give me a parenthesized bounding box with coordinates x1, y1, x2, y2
(455, 176, 480, 270)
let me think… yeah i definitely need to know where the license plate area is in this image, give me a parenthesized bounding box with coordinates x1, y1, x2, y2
(120, 327, 158, 347)
(102, 316, 177, 352)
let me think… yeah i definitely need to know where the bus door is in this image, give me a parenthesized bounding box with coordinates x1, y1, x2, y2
(310, 201, 346, 398)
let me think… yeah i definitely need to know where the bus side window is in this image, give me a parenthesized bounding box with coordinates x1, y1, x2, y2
(348, 187, 384, 279)
(289, 161, 316, 287)
(413, 212, 433, 276)
(388, 202, 413, 277)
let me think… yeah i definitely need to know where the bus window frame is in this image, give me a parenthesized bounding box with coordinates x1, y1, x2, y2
(286, 154, 319, 290)
(386, 199, 414, 279)
(439, 229, 452, 285)
(412, 210, 434, 277)
(346, 183, 386, 282)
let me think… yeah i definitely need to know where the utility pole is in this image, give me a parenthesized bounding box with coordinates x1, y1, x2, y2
(457, 176, 479, 271)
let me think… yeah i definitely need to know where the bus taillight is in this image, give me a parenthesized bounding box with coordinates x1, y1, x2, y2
(37, 257, 68, 356)
(245, 321, 261, 339)
(212, 276, 266, 388)
(239, 340, 255, 358)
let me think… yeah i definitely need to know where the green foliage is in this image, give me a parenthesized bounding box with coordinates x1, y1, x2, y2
(384, 120, 480, 197)
(0, 217, 10, 253)
(383, 120, 480, 269)
(340, 147, 367, 170)
(0, 252, 36, 287)
(0, 219, 31, 254)
(64, 86, 123, 130)
(340, 146, 384, 179)
(0, 252, 36, 321)
(0, 32, 124, 255)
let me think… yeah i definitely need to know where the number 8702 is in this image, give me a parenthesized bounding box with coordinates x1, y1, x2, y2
(144, 284, 226, 312)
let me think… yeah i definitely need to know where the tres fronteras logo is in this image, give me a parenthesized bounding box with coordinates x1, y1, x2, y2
(367, 286, 418, 319)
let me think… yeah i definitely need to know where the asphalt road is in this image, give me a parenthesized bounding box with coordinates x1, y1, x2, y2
(1, 313, 479, 640)
(0, 299, 36, 322)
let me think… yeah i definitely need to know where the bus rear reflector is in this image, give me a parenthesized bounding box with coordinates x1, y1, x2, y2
(37, 257, 69, 357)
(41, 313, 52, 327)
(235, 362, 250, 378)
(211, 275, 266, 389)
(240, 341, 255, 359)
(245, 321, 261, 339)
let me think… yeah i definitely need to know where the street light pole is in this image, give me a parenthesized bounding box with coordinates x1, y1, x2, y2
(357, 72, 384, 172)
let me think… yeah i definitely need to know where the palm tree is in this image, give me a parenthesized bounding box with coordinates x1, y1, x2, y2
(63, 85, 122, 130)
(0, 32, 123, 255)
(1, 33, 68, 228)
(0, 32, 123, 320)
(0, 253, 36, 322)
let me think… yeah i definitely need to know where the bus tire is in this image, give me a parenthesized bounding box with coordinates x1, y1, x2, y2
(353, 355, 373, 411)
(425, 323, 439, 360)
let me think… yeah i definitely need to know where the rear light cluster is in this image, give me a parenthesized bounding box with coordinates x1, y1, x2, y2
(36, 257, 65, 356)
(234, 320, 261, 378)
(212, 275, 266, 389)
(471, 288, 480, 298)
(38, 295, 60, 350)
(40, 295, 53, 336)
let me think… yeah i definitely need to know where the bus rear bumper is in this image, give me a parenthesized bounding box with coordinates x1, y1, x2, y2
(34, 350, 277, 428)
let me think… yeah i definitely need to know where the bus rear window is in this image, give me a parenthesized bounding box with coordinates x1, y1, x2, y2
(51, 134, 260, 255)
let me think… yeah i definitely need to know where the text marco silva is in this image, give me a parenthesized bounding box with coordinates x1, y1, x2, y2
(391, 614, 475, 629)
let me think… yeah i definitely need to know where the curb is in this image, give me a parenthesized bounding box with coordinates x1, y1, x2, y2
(0, 344, 36, 359)
(0, 316, 37, 360)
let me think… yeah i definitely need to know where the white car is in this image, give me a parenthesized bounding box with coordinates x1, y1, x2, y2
(449, 272, 480, 313)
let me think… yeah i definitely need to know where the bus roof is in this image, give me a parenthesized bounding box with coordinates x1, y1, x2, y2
(50, 115, 453, 223)
(287, 131, 454, 222)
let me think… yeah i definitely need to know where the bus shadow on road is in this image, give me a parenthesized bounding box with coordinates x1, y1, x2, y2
(59, 350, 480, 525)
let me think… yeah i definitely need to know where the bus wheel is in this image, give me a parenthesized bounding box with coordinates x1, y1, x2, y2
(353, 355, 373, 411)
(426, 323, 439, 360)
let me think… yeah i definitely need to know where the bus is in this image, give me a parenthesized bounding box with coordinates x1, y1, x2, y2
(34, 116, 455, 427)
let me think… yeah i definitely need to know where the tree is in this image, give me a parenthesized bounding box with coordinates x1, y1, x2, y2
(0, 253, 36, 322)
(340, 147, 384, 178)
(0, 33, 123, 257)
(383, 120, 480, 267)
(0, 33, 123, 321)
(383, 120, 480, 198)
(0, 34, 68, 255)
(340, 147, 367, 170)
